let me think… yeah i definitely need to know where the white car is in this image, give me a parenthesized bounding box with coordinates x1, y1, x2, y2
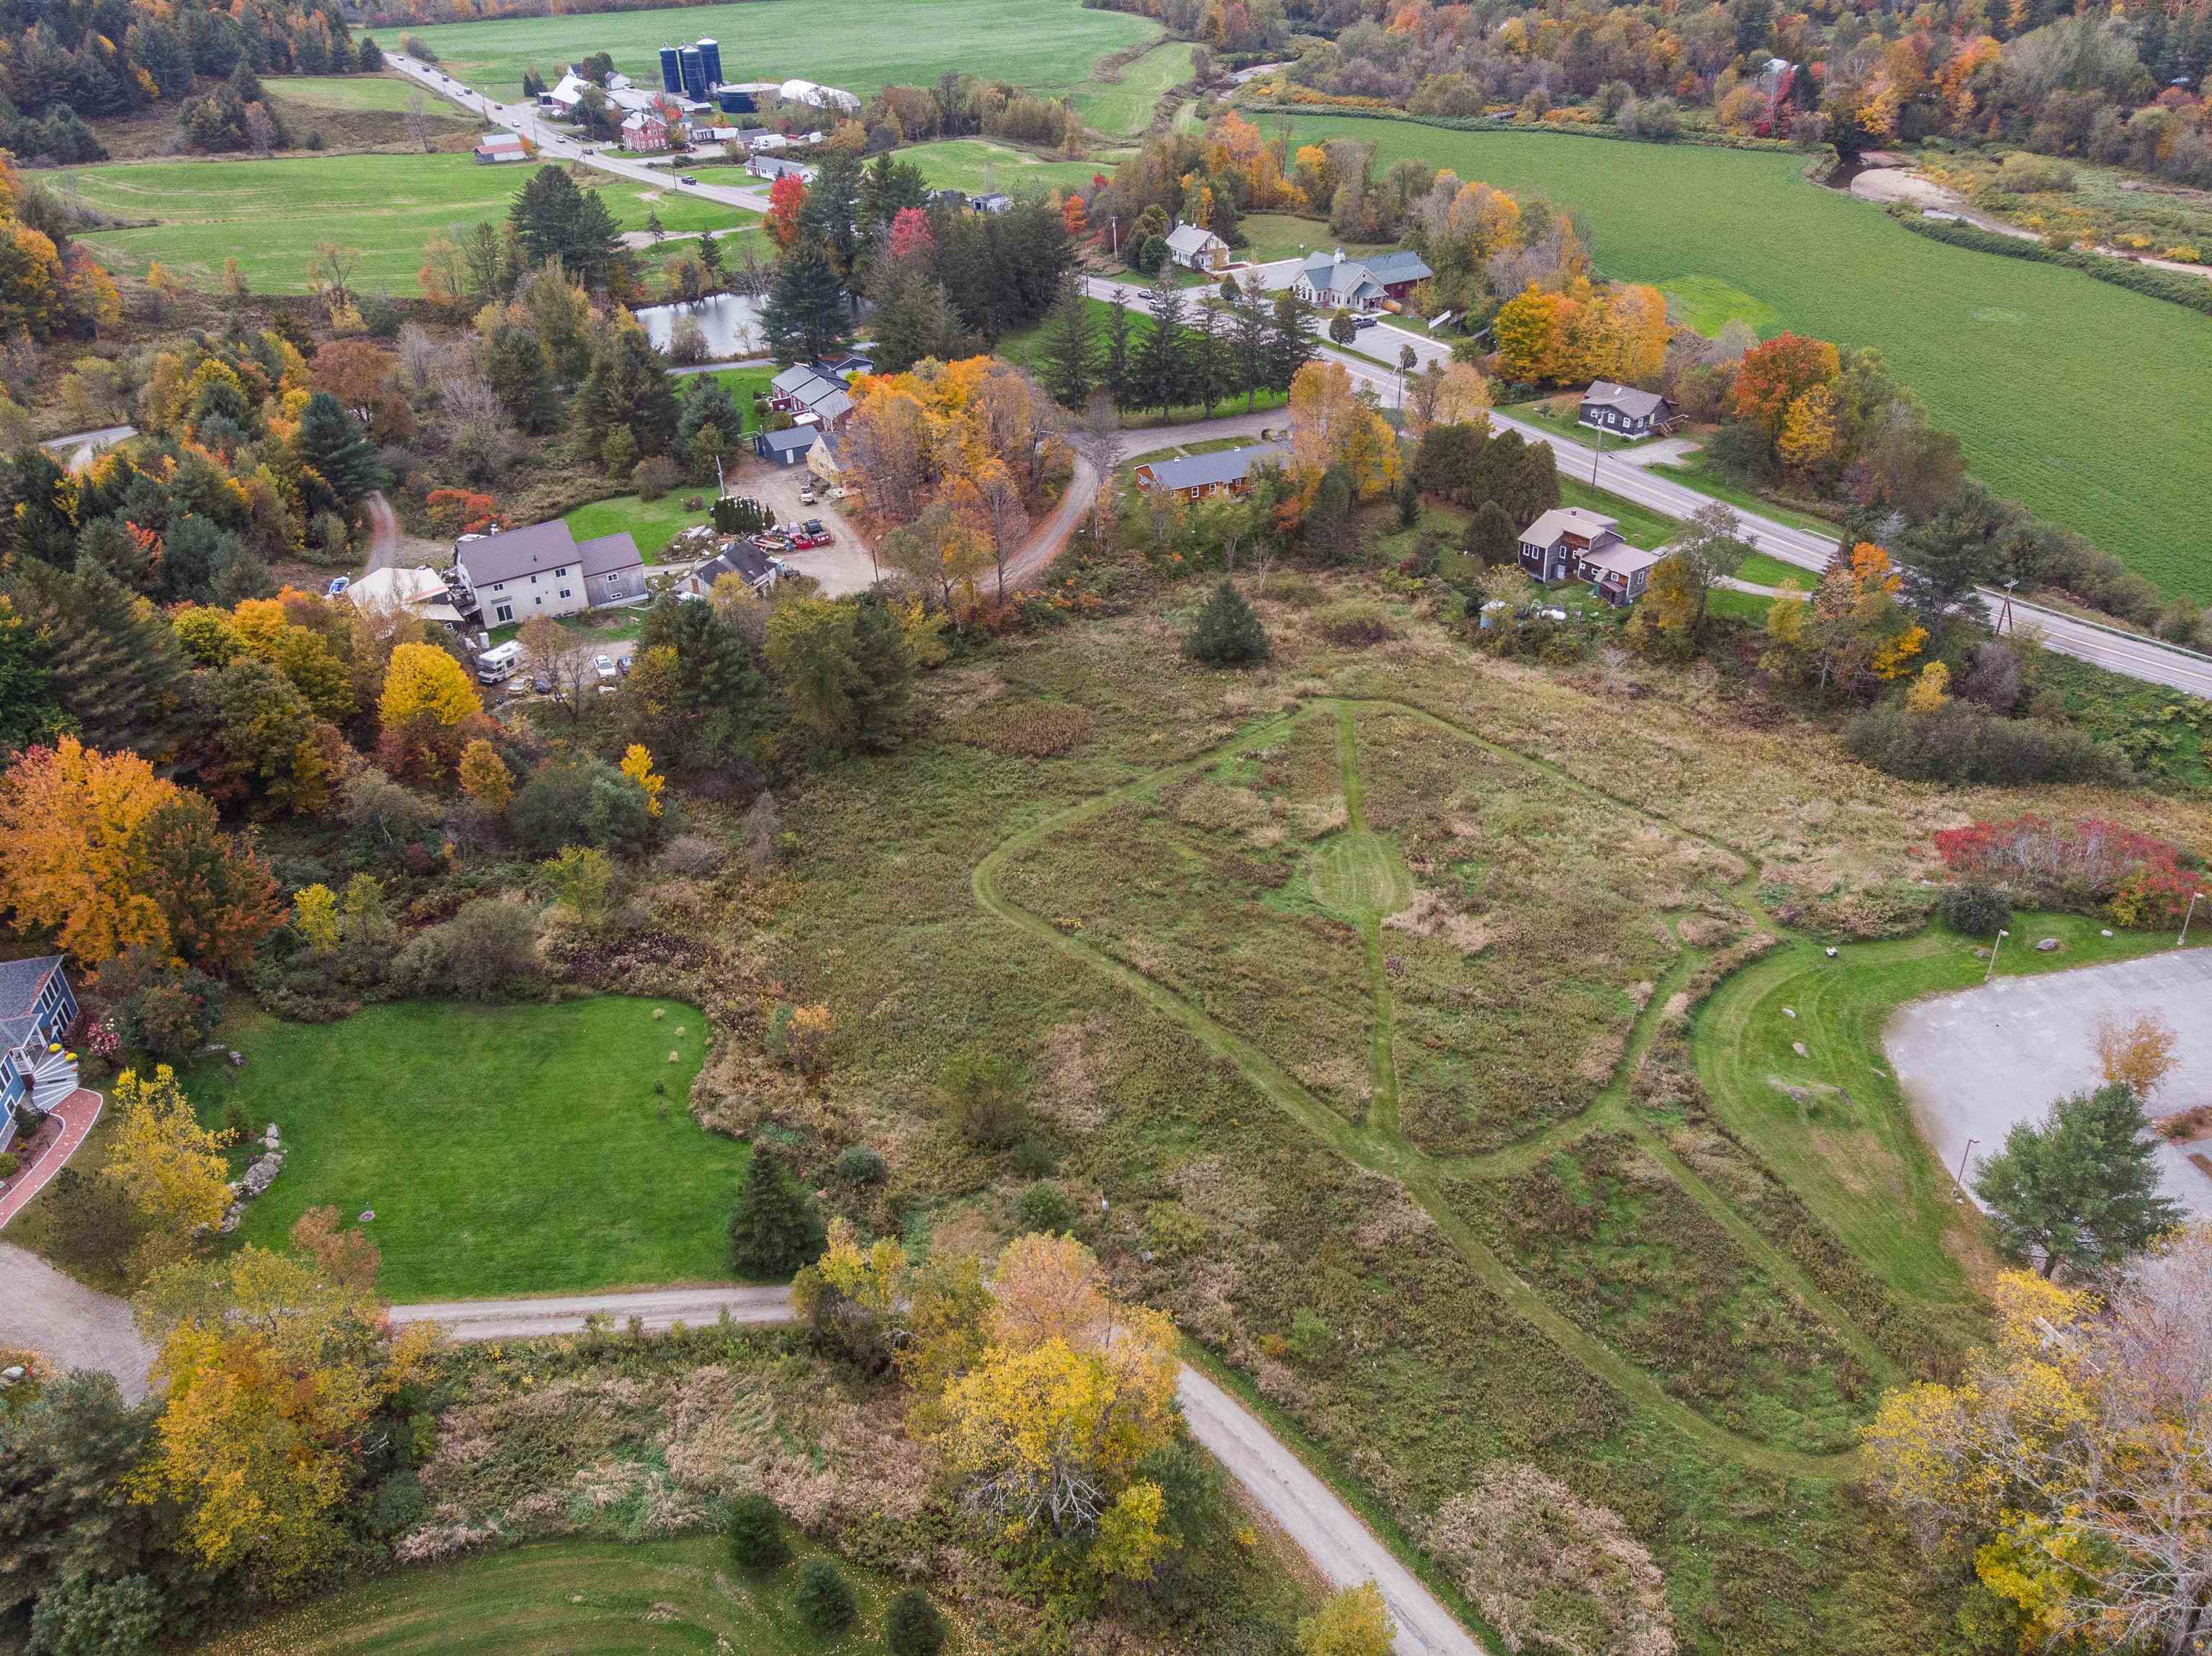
(593, 654, 618, 682)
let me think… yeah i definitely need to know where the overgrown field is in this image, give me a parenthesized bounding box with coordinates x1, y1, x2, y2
(53, 155, 749, 292)
(1276, 114, 2212, 601)
(752, 581, 2208, 1653)
(181, 997, 738, 1301)
(397, 0, 1160, 108)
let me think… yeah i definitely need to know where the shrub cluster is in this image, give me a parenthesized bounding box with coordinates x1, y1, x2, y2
(1844, 706, 2129, 787)
(1938, 882, 2013, 937)
(961, 702, 1092, 757)
(1935, 815, 2204, 927)
(1313, 598, 1399, 647)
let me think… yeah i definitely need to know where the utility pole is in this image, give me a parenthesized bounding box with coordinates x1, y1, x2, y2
(1985, 928, 2010, 983)
(1997, 578, 2017, 636)
(1588, 426, 1606, 486)
(1953, 1136, 1979, 1202)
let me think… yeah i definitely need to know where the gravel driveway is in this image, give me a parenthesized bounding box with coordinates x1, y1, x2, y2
(0, 1241, 153, 1401)
(1886, 947, 2212, 1214)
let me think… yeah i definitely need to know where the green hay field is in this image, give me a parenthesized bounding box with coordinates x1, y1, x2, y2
(52, 153, 750, 293)
(260, 73, 433, 112)
(1068, 39, 1199, 136)
(397, 0, 1161, 107)
(1277, 114, 2212, 600)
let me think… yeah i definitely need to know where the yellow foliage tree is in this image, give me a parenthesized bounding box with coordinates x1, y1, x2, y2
(132, 1243, 436, 1590)
(378, 642, 482, 729)
(0, 737, 179, 964)
(1905, 660, 1951, 714)
(457, 739, 513, 811)
(1298, 1583, 1397, 1656)
(1777, 383, 1840, 474)
(620, 744, 665, 816)
(102, 1066, 232, 1257)
(292, 883, 340, 953)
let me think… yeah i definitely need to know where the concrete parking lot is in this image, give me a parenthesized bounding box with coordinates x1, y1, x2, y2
(1887, 947, 2212, 1216)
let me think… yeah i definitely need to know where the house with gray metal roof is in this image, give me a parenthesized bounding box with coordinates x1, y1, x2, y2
(0, 956, 78, 1151)
(578, 531, 647, 608)
(1131, 441, 1290, 501)
(1292, 247, 1434, 312)
(453, 521, 590, 625)
(1165, 220, 1229, 271)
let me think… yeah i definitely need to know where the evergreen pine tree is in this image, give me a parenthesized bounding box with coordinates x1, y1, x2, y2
(725, 1493, 790, 1569)
(846, 593, 915, 754)
(1036, 282, 1096, 410)
(1471, 500, 1518, 567)
(1266, 289, 1318, 392)
(697, 227, 724, 287)
(1101, 292, 1136, 411)
(1138, 271, 1187, 418)
(793, 1560, 856, 1634)
(2, 561, 189, 755)
(885, 1590, 947, 1656)
(761, 243, 850, 366)
(577, 325, 678, 458)
(727, 1147, 822, 1276)
(1184, 580, 1269, 666)
(1973, 1084, 2183, 1279)
(297, 390, 380, 504)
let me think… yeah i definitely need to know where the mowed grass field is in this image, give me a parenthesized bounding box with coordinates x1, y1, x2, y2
(1279, 114, 2212, 600)
(197, 1534, 945, 1655)
(399, 0, 1160, 106)
(183, 997, 745, 1301)
(260, 72, 432, 112)
(1067, 38, 1199, 136)
(53, 153, 749, 292)
(898, 138, 1103, 198)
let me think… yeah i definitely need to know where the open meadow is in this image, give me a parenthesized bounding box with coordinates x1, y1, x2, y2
(52, 153, 750, 292)
(744, 573, 2211, 1654)
(896, 138, 1104, 199)
(1066, 39, 1200, 137)
(1275, 114, 2212, 601)
(397, 0, 1159, 108)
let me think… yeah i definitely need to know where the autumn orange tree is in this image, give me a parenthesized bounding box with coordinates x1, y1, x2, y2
(1491, 278, 1668, 387)
(1287, 361, 1399, 498)
(1730, 333, 1841, 435)
(377, 642, 485, 786)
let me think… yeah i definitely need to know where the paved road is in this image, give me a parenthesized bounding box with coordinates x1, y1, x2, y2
(0, 1242, 153, 1403)
(38, 423, 135, 472)
(393, 1282, 1483, 1655)
(1079, 280, 2212, 700)
(1888, 945, 2212, 1215)
(386, 55, 771, 215)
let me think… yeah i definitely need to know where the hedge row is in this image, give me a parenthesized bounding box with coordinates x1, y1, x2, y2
(1897, 210, 2212, 320)
(1238, 99, 1804, 154)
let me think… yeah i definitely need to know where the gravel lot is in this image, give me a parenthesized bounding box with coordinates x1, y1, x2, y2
(1886, 948, 2212, 1216)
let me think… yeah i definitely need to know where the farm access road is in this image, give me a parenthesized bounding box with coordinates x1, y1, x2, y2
(390, 1285, 1485, 1656)
(1077, 278, 2212, 701)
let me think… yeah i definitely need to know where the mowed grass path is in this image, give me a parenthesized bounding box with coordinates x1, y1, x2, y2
(401, 0, 1159, 105)
(1280, 115, 2212, 600)
(898, 138, 1102, 198)
(184, 998, 745, 1302)
(1067, 38, 1198, 136)
(54, 153, 748, 292)
(196, 1534, 938, 1655)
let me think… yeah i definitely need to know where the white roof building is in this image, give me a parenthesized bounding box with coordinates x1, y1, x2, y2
(778, 78, 860, 111)
(346, 565, 464, 627)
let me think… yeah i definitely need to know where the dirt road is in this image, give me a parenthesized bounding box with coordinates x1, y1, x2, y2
(392, 1282, 1484, 1655)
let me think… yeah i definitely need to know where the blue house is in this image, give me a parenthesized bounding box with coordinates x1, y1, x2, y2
(0, 956, 78, 1152)
(754, 426, 817, 468)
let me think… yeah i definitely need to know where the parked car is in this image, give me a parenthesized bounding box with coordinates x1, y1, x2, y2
(789, 530, 824, 549)
(531, 674, 554, 695)
(798, 486, 816, 505)
(1354, 314, 1380, 330)
(593, 654, 618, 682)
(325, 575, 350, 598)
(801, 519, 827, 535)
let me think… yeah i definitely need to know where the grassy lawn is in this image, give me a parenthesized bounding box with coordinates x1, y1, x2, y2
(196, 1533, 945, 1654)
(54, 154, 750, 293)
(565, 490, 716, 562)
(709, 364, 776, 424)
(1735, 549, 1815, 587)
(896, 138, 1103, 198)
(1068, 39, 1199, 136)
(1658, 274, 1782, 337)
(1274, 113, 2212, 600)
(400, 0, 1159, 106)
(1231, 212, 1391, 265)
(1557, 474, 1680, 549)
(181, 998, 745, 1302)
(1646, 454, 1848, 541)
(262, 73, 432, 112)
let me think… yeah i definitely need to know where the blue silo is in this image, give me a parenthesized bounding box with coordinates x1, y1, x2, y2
(678, 43, 706, 102)
(696, 37, 722, 87)
(657, 45, 681, 94)
(718, 88, 753, 114)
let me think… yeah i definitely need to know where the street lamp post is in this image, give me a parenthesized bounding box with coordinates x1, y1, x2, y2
(1954, 1135, 1979, 1201)
(1985, 928, 2010, 982)
(2182, 890, 2206, 948)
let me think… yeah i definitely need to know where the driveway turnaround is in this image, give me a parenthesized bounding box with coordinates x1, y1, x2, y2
(0, 1241, 154, 1403)
(392, 1283, 1485, 1656)
(1886, 947, 2212, 1214)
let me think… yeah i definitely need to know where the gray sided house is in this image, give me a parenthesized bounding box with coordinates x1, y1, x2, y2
(1164, 220, 1230, 271)
(1130, 441, 1289, 503)
(680, 538, 780, 598)
(578, 531, 647, 608)
(754, 426, 817, 467)
(0, 956, 79, 1150)
(1517, 506, 1665, 606)
(1292, 248, 1432, 312)
(1578, 381, 1679, 438)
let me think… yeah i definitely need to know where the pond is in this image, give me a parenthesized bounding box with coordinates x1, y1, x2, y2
(634, 291, 765, 361)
